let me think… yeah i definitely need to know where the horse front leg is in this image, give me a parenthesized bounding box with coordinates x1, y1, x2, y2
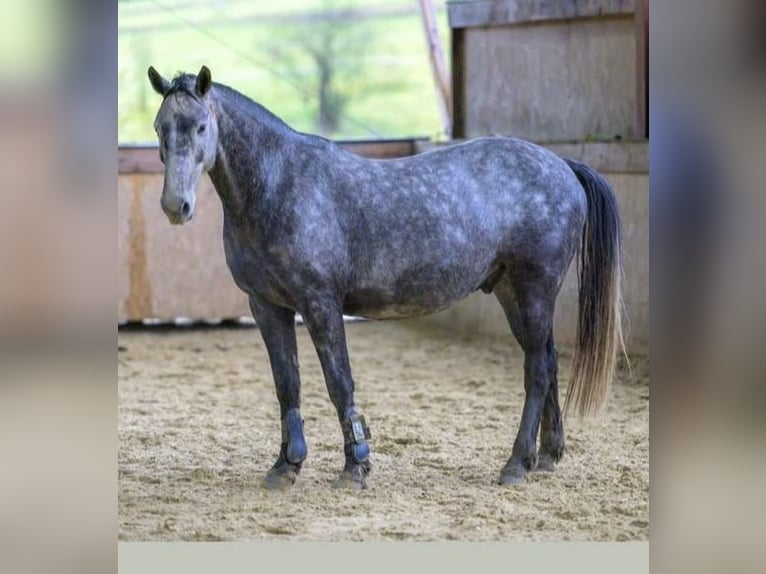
(299, 297, 372, 490)
(249, 295, 307, 489)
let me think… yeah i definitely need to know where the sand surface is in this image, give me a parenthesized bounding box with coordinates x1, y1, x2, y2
(118, 320, 648, 541)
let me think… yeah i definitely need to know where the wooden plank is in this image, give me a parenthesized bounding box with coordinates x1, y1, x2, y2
(122, 139, 647, 178)
(543, 140, 648, 173)
(415, 139, 648, 173)
(118, 139, 421, 174)
(451, 16, 638, 140)
(634, 0, 649, 138)
(337, 139, 420, 159)
(448, 0, 635, 29)
(450, 28, 467, 139)
(118, 174, 251, 322)
(124, 175, 153, 319)
(119, 146, 162, 174)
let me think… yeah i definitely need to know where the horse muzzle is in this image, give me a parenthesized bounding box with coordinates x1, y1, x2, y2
(161, 194, 195, 225)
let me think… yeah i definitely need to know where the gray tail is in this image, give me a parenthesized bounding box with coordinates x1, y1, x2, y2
(563, 159, 627, 417)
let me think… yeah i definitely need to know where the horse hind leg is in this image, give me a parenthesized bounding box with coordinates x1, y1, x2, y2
(494, 273, 559, 484)
(537, 335, 565, 471)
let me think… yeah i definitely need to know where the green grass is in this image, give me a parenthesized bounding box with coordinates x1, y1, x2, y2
(118, 0, 451, 143)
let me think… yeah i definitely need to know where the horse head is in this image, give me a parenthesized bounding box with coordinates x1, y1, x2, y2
(148, 65, 218, 225)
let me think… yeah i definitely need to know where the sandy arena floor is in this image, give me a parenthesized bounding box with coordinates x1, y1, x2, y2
(118, 320, 648, 541)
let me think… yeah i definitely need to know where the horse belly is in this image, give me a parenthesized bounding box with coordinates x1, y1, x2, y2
(342, 290, 456, 319)
(343, 261, 490, 319)
(344, 205, 502, 318)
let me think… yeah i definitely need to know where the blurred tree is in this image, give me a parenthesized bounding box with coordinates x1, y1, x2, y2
(267, 0, 376, 136)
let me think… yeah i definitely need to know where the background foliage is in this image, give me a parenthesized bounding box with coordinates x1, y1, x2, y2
(118, 0, 450, 142)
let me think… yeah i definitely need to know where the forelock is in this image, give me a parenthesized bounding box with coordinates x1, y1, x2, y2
(164, 73, 201, 101)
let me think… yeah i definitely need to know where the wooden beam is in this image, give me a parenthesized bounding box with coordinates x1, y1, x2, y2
(118, 139, 423, 175)
(337, 139, 420, 159)
(417, 0, 452, 136)
(450, 27, 466, 139)
(415, 139, 649, 174)
(119, 146, 162, 175)
(448, 0, 635, 29)
(635, 0, 649, 138)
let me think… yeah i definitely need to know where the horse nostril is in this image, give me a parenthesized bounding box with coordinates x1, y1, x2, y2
(181, 201, 191, 216)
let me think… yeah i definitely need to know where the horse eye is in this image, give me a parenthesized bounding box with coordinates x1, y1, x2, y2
(197, 124, 206, 134)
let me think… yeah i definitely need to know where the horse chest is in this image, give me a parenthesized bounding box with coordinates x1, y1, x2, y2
(222, 229, 294, 307)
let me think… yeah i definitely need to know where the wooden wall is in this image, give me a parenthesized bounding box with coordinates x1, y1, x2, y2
(449, 0, 649, 140)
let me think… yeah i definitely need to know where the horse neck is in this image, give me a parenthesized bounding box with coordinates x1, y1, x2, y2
(207, 87, 296, 220)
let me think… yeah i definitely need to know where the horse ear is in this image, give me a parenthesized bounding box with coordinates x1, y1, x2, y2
(147, 66, 170, 96)
(196, 65, 212, 97)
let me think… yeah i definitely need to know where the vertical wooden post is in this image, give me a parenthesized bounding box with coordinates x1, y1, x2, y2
(417, 0, 452, 137)
(450, 26, 465, 140)
(635, 0, 649, 138)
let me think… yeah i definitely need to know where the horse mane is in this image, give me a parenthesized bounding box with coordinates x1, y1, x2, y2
(165, 72, 306, 139)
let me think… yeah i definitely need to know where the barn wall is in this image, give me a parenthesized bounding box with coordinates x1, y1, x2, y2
(449, 0, 647, 140)
(118, 173, 249, 322)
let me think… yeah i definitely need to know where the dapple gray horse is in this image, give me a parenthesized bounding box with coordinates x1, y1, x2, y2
(148, 66, 625, 489)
